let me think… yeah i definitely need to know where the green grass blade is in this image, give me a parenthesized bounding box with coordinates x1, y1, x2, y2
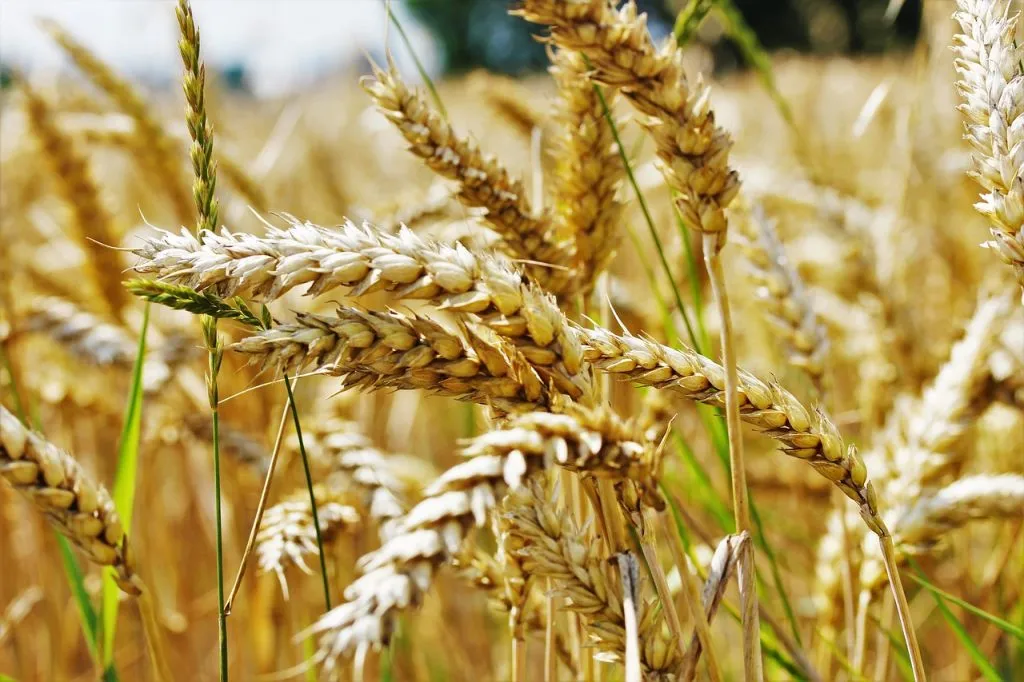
(714, 1, 796, 130)
(382, 0, 446, 121)
(907, 571, 1024, 642)
(283, 375, 332, 611)
(102, 303, 149, 667)
(57, 535, 100, 660)
(912, 564, 1001, 681)
(673, 0, 714, 45)
(0, 674, 18, 682)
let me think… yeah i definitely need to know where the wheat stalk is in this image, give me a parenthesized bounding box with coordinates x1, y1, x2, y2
(303, 402, 660, 674)
(953, 0, 1024, 297)
(0, 405, 138, 595)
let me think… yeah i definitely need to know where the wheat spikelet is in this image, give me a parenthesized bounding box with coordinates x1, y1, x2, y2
(736, 204, 829, 394)
(304, 402, 660, 672)
(860, 474, 1024, 591)
(16, 77, 127, 315)
(883, 293, 1014, 496)
(361, 61, 576, 292)
(0, 405, 138, 595)
(503, 479, 679, 678)
(302, 419, 416, 541)
(549, 48, 626, 291)
(514, 0, 739, 241)
(41, 20, 193, 223)
(231, 306, 558, 411)
(953, 0, 1024, 296)
(130, 219, 588, 388)
(256, 477, 361, 599)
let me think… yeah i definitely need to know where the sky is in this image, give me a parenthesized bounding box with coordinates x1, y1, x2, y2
(0, 0, 439, 96)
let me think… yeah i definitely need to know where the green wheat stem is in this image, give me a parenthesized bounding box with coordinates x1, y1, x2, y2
(283, 374, 332, 611)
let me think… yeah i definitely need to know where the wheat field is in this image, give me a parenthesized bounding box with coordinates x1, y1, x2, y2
(0, 1, 1022, 681)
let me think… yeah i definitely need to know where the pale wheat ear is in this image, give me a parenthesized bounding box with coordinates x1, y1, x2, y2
(0, 405, 138, 595)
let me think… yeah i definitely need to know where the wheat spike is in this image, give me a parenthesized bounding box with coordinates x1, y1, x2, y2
(503, 478, 679, 678)
(953, 0, 1024, 297)
(256, 477, 361, 599)
(860, 474, 1024, 591)
(304, 402, 660, 673)
(514, 0, 739, 239)
(41, 20, 193, 223)
(0, 405, 138, 595)
(302, 419, 417, 541)
(736, 204, 830, 395)
(549, 48, 626, 290)
(17, 77, 127, 315)
(361, 61, 576, 292)
(231, 306, 558, 411)
(25, 297, 171, 392)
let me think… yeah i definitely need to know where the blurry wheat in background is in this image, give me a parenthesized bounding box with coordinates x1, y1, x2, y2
(0, 0, 1022, 681)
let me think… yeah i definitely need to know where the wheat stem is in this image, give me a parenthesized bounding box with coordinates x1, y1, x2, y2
(878, 535, 926, 681)
(224, 388, 291, 614)
(704, 234, 762, 681)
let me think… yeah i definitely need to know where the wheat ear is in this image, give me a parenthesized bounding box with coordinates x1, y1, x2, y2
(40, 20, 193, 224)
(16, 77, 127, 316)
(860, 474, 1024, 592)
(134, 220, 882, 530)
(0, 405, 138, 595)
(25, 297, 171, 392)
(953, 0, 1024, 297)
(549, 48, 626, 291)
(303, 402, 660, 673)
(736, 204, 830, 396)
(514, 0, 739, 238)
(360, 61, 575, 293)
(303, 419, 416, 542)
(504, 478, 679, 679)
(256, 477, 361, 599)
(231, 306, 560, 411)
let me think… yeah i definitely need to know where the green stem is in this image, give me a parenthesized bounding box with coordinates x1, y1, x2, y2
(586, 57, 702, 351)
(283, 374, 332, 610)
